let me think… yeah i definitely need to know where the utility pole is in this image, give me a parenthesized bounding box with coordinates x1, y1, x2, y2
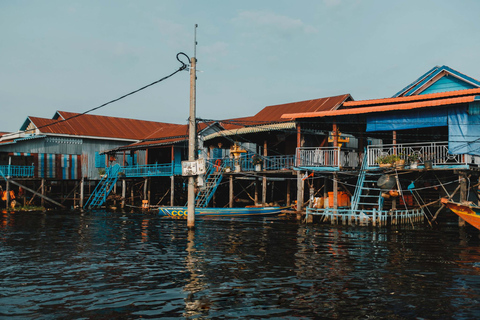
(187, 24, 198, 230)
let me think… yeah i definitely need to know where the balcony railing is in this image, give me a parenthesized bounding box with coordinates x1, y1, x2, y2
(0, 165, 35, 178)
(223, 154, 296, 172)
(366, 141, 480, 168)
(296, 147, 360, 169)
(121, 163, 174, 177)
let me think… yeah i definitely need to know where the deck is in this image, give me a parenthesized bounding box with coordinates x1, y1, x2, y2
(296, 141, 479, 172)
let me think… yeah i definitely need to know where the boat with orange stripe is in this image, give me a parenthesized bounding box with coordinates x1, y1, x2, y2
(441, 198, 480, 230)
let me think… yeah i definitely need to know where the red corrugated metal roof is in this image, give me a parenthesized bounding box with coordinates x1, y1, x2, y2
(343, 87, 480, 108)
(249, 94, 352, 123)
(282, 95, 476, 119)
(30, 111, 182, 140)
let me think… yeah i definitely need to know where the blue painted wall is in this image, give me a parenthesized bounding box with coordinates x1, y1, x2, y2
(420, 75, 476, 95)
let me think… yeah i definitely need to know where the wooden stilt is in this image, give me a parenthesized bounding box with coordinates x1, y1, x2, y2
(41, 178, 45, 207)
(80, 177, 84, 208)
(262, 175, 267, 206)
(297, 171, 304, 212)
(459, 173, 467, 227)
(255, 177, 259, 206)
(286, 179, 291, 206)
(229, 175, 234, 208)
(5, 179, 10, 209)
(121, 179, 126, 209)
(170, 175, 175, 206)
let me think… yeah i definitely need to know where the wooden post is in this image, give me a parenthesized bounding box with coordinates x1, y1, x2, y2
(131, 184, 134, 206)
(229, 175, 234, 208)
(170, 176, 175, 206)
(324, 177, 328, 206)
(286, 178, 291, 206)
(297, 171, 304, 212)
(147, 177, 151, 206)
(262, 139, 267, 206)
(333, 173, 338, 210)
(255, 177, 259, 206)
(459, 173, 467, 227)
(41, 178, 45, 207)
(80, 177, 84, 208)
(121, 179, 126, 209)
(5, 179, 9, 209)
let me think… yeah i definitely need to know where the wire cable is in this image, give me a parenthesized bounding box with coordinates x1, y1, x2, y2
(34, 52, 190, 132)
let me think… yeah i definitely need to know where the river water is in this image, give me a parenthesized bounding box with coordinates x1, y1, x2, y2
(1, 210, 480, 319)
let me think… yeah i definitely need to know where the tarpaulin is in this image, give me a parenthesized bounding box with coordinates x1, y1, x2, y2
(366, 109, 448, 132)
(448, 106, 480, 155)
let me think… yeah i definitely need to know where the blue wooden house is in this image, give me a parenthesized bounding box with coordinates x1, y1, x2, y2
(282, 65, 480, 225)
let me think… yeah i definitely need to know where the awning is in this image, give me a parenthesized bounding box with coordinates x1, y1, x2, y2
(204, 122, 296, 141)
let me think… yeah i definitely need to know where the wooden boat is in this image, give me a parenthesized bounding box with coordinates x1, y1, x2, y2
(441, 198, 480, 230)
(159, 206, 284, 217)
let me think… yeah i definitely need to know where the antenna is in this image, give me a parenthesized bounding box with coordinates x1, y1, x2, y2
(194, 24, 198, 59)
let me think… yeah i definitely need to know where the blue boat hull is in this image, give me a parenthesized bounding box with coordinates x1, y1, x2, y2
(159, 206, 283, 217)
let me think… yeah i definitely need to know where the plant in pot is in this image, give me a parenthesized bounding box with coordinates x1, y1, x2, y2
(376, 154, 401, 168)
(407, 153, 420, 169)
(98, 168, 106, 178)
(252, 154, 263, 171)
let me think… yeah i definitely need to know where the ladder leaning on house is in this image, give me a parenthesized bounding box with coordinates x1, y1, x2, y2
(85, 164, 122, 209)
(350, 153, 384, 212)
(193, 160, 226, 208)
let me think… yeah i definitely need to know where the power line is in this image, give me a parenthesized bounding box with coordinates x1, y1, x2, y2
(33, 52, 190, 132)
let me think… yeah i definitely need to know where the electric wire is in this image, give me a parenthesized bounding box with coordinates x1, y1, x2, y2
(32, 52, 190, 132)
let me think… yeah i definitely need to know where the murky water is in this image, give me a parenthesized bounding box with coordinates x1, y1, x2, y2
(1, 210, 480, 319)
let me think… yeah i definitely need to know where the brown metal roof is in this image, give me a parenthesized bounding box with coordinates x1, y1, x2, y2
(29, 111, 182, 140)
(249, 94, 352, 123)
(282, 95, 476, 119)
(343, 87, 480, 108)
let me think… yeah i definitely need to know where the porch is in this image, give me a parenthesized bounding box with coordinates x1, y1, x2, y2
(295, 141, 479, 171)
(0, 165, 35, 178)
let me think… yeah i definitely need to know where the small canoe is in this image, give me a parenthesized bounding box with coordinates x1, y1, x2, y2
(441, 198, 480, 230)
(159, 206, 284, 217)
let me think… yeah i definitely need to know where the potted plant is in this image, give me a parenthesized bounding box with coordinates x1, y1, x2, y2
(98, 168, 106, 178)
(424, 153, 435, 170)
(376, 154, 401, 168)
(252, 154, 263, 171)
(407, 153, 420, 169)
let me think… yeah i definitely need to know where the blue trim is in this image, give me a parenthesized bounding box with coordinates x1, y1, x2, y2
(393, 65, 480, 97)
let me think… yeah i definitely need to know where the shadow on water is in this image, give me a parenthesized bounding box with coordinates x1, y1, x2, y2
(1, 209, 480, 319)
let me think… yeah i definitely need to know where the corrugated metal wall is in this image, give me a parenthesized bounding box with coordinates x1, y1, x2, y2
(0, 136, 136, 179)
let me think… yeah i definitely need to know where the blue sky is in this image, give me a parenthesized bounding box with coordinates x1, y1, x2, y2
(1, 0, 480, 132)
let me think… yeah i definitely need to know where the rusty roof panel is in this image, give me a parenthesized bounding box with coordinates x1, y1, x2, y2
(29, 111, 181, 140)
(343, 87, 480, 108)
(282, 95, 476, 119)
(249, 94, 351, 123)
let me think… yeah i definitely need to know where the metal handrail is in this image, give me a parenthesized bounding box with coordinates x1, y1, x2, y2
(366, 141, 476, 167)
(0, 165, 35, 178)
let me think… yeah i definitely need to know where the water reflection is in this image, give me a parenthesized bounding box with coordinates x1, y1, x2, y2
(1, 212, 480, 319)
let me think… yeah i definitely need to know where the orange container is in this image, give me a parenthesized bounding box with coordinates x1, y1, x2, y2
(328, 191, 350, 207)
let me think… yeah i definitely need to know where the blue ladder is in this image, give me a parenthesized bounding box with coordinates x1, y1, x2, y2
(85, 164, 122, 209)
(351, 153, 383, 211)
(193, 161, 226, 207)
